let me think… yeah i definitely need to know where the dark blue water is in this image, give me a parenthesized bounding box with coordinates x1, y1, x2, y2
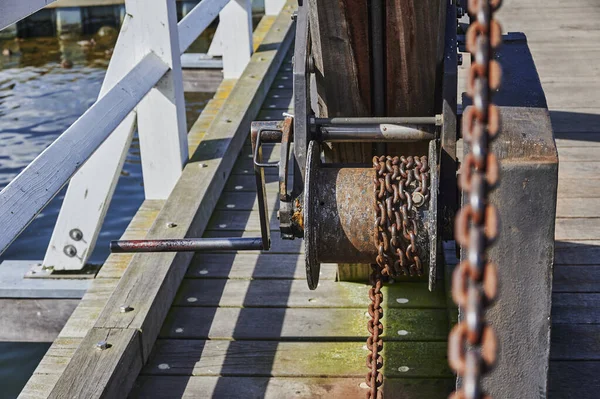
(0, 36, 211, 398)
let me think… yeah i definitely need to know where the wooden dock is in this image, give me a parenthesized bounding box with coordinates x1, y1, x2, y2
(19, 0, 600, 397)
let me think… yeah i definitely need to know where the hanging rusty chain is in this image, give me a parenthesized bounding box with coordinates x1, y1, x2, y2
(448, 0, 502, 398)
(366, 155, 430, 399)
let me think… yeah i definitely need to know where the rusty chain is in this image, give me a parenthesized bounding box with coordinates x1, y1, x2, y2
(367, 155, 430, 398)
(448, 0, 502, 398)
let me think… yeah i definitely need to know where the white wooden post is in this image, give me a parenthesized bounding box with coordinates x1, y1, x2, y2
(220, 0, 253, 79)
(264, 0, 286, 15)
(130, 0, 188, 199)
(42, 15, 139, 270)
(43, 0, 230, 271)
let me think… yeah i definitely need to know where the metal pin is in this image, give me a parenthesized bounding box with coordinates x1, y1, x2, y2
(95, 341, 109, 350)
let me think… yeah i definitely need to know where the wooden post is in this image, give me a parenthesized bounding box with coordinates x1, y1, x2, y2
(43, 0, 231, 271)
(265, 0, 286, 15)
(131, 0, 188, 200)
(308, 0, 446, 281)
(43, 15, 139, 271)
(219, 0, 253, 79)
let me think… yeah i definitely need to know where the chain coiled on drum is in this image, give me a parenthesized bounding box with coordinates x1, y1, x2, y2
(448, 1, 503, 398)
(367, 155, 430, 398)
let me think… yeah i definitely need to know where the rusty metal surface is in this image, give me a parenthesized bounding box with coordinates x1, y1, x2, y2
(448, 1, 503, 398)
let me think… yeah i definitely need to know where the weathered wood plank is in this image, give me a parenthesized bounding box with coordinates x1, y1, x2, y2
(555, 218, 600, 240)
(558, 178, 600, 198)
(130, 376, 454, 399)
(551, 109, 600, 133)
(551, 324, 600, 361)
(557, 198, 600, 218)
(555, 132, 600, 147)
(551, 293, 600, 324)
(186, 253, 335, 280)
(553, 265, 600, 292)
(558, 147, 600, 161)
(554, 240, 600, 265)
(174, 279, 446, 309)
(0, 299, 78, 343)
(208, 209, 280, 231)
(48, 328, 143, 399)
(0, 0, 57, 30)
(549, 361, 600, 399)
(141, 340, 451, 378)
(558, 161, 600, 180)
(160, 307, 448, 341)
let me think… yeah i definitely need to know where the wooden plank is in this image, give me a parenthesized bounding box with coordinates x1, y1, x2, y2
(0, 0, 57, 30)
(553, 265, 600, 292)
(386, 0, 445, 117)
(186, 253, 336, 280)
(141, 340, 451, 378)
(207, 209, 280, 231)
(0, 299, 78, 342)
(48, 328, 143, 399)
(551, 293, 600, 324)
(554, 240, 600, 265)
(217, 190, 279, 211)
(219, 0, 253, 79)
(43, 9, 296, 398)
(134, 0, 189, 199)
(555, 218, 600, 240)
(557, 198, 600, 218)
(558, 147, 600, 161)
(551, 324, 600, 360)
(177, 0, 230, 54)
(182, 69, 223, 93)
(555, 132, 600, 147)
(130, 376, 454, 398)
(558, 161, 600, 180)
(174, 279, 447, 309)
(308, 0, 371, 164)
(548, 361, 600, 399)
(0, 53, 168, 257)
(160, 307, 449, 341)
(551, 109, 600, 133)
(558, 178, 600, 198)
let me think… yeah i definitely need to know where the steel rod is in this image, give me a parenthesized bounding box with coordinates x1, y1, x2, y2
(110, 237, 265, 253)
(313, 115, 442, 126)
(319, 124, 435, 142)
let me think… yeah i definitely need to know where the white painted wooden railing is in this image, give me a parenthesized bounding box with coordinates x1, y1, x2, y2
(0, 0, 287, 270)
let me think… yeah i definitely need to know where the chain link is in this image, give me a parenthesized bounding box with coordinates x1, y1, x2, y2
(448, 0, 502, 398)
(367, 155, 430, 398)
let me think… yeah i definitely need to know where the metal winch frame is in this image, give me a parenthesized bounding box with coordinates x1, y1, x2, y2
(111, 1, 460, 293)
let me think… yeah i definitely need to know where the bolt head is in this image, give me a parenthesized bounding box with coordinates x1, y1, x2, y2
(63, 245, 77, 257)
(69, 228, 83, 241)
(95, 340, 109, 350)
(412, 192, 425, 207)
(119, 305, 133, 313)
